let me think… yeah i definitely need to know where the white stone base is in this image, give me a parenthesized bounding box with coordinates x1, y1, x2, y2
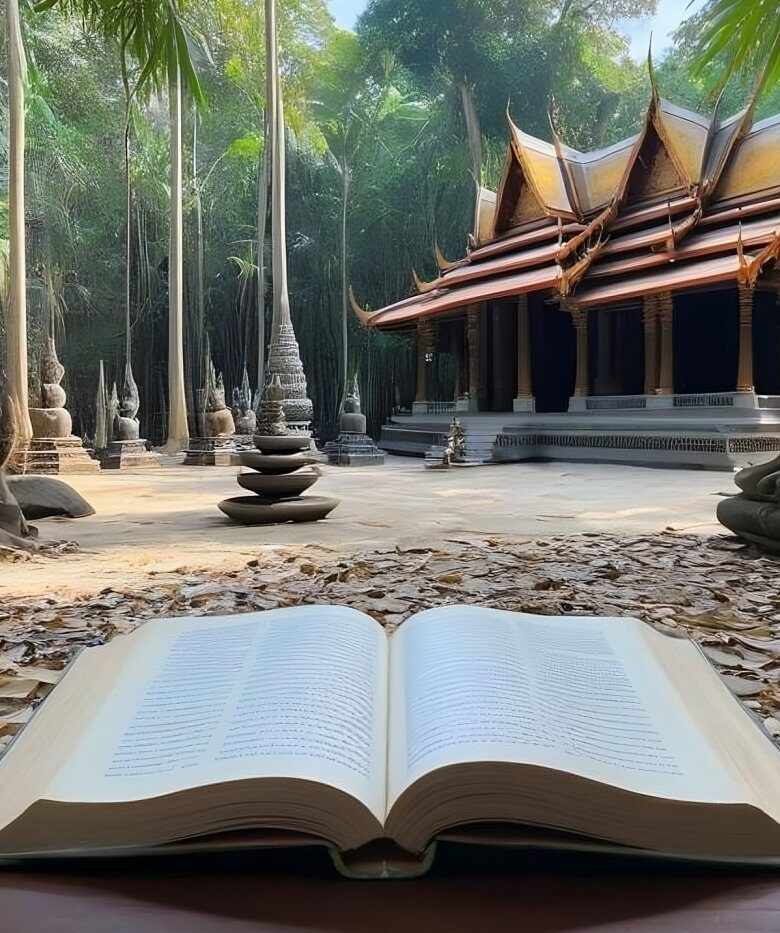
(456, 398, 479, 413)
(512, 397, 535, 413)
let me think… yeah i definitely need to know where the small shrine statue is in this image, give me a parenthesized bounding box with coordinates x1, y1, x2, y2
(232, 367, 257, 436)
(717, 455, 780, 553)
(441, 417, 466, 468)
(204, 359, 236, 438)
(29, 336, 72, 439)
(255, 374, 289, 437)
(116, 361, 141, 441)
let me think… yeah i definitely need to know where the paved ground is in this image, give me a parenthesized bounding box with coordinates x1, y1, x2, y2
(2, 456, 736, 598)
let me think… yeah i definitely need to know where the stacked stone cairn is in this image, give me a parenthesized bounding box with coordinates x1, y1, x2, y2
(15, 336, 99, 474)
(324, 379, 385, 466)
(218, 375, 339, 525)
(102, 362, 161, 470)
(184, 358, 237, 466)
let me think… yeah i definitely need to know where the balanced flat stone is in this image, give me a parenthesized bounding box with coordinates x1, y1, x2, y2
(253, 435, 312, 455)
(237, 451, 317, 474)
(6, 475, 95, 520)
(218, 495, 339, 525)
(237, 469, 320, 497)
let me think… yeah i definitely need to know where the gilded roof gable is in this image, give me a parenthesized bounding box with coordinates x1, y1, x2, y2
(715, 113, 780, 203)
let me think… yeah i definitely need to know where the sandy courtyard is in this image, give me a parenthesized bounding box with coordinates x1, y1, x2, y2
(1, 456, 736, 599)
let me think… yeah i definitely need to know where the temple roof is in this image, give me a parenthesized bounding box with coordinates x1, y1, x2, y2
(356, 89, 780, 330)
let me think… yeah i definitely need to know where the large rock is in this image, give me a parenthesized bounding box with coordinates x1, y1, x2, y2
(717, 454, 780, 552)
(6, 475, 95, 520)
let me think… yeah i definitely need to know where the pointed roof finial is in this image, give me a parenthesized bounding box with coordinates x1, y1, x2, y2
(412, 268, 438, 294)
(647, 35, 660, 106)
(547, 94, 583, 220)
(348, 286, 373, 327)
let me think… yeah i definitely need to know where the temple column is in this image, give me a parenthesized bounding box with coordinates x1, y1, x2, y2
(413, 318, 434, 413)
(568, 307, 589, 411)
(643, 294, 659, 395)
(461, 305, 480, 411)
(736, 285, 755, 394)
(657, 291, 674, 395)
(513, 293, 535, 412)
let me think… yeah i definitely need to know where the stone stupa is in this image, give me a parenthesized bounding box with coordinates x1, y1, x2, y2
(325, 378, 385, 466)
(218, 375, 338, 525)
(17, 335, 99, 474)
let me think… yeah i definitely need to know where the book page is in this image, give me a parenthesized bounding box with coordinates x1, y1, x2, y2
(387, 606, 746, 810)
(46, 606, 388, 821)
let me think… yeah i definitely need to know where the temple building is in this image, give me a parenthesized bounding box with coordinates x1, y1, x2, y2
(353, 80, 780, 469)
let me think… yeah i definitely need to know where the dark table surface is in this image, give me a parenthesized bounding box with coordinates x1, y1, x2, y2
(1, 847, 779, 933)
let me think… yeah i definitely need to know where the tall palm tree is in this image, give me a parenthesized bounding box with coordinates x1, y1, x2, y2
(693, 0, 780, 97)
(5, 0, 34, 441)
(311, 39, 428, 417)
(35, 0, 205, 452)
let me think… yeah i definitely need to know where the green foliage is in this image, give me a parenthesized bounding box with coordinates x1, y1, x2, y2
(690, 0, 780, 101)
(6, 0, 722, 443)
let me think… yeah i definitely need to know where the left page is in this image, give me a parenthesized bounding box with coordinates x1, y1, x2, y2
(43, 606, 389, 823)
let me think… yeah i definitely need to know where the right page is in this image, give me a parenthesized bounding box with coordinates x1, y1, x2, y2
(387, 606, 750, 813)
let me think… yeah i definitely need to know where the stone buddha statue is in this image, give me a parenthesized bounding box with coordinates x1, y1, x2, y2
(717, 455, 780, 552)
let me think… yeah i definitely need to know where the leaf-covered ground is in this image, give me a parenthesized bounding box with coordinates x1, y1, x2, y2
(2, 531, 780, 756)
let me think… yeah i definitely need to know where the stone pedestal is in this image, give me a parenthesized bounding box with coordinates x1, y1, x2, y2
(102, 439, 162, 471)
(183, 436, 237, 466)
(11, 437, 100, 475)
(325, 432, 385, 467)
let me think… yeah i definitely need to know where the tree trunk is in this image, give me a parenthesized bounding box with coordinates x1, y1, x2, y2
(162, 64, 189, 453)
(457, 79, 484, 242)
(193, 107, 205, 390)
(339, 153, 351, 415)
(256, 107, 270, 394)
(120, 36, 133, 367)
(5, 0, 33, 441)
(266, 0, 291, 335)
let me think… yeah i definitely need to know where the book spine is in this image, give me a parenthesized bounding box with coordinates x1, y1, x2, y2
(328, 843, 438, 879)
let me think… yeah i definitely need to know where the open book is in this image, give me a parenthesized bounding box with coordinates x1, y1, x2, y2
(2, 605, 780, 878)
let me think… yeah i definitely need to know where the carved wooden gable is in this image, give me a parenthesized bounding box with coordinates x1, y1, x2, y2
(492, 148, 546, 236)
(624, 123, 688, 204)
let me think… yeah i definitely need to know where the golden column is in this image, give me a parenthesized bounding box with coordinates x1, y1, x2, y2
(736, 285, 755, 393)
(466, 306, 480, 405)
(642, 293, 659, 395)
(515, 294, 533, 400)
(571, 308, 589, 398)
(415, 318, 434, 404)
(657, 291, 674, 395)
